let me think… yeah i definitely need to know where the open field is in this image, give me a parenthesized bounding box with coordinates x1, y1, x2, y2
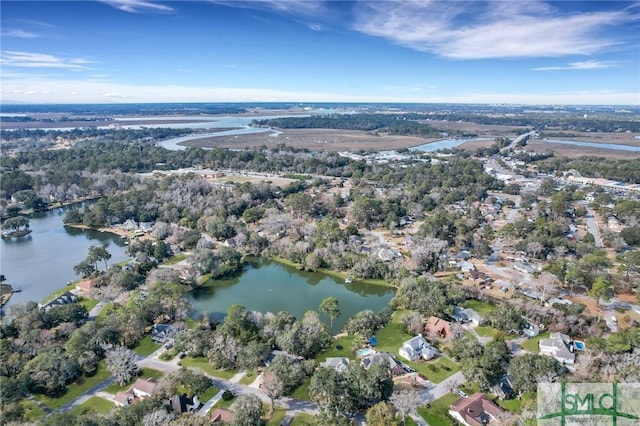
(526, 140, 640, 160)
(179, 128, 441, 151)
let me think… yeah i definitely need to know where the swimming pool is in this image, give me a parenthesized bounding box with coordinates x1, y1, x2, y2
(357, 348, 375, 357)
(574, 341, 585, 351)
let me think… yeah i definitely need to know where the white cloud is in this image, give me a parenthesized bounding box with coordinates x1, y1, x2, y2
(209, 0, 324, 17)
(99, 0, 174, 13)
(1, 77, 637, 105)
(353, 0, 632, 59)
(533, 60, 617, 71)
(1, 51, 94, 70)
(1, 29, 40, 38)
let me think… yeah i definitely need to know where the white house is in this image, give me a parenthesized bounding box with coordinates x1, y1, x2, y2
(539, 332, 575, 365)
(399, 335, 438, 362)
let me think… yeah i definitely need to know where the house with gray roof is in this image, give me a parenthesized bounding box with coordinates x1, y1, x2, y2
(399, 335, 438, 361)
(539, 332, 575, 365)
(320, 357, 350, 373)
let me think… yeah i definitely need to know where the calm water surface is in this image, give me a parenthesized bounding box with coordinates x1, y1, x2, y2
(0, 207, 128, 309)
(188, 258, 394, 330)
(410, 137, 493, 152)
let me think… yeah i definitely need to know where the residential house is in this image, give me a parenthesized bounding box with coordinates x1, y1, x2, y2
(522, 321, 540, 338)
(491, 375, 516, 400)
(210, 408, 233, 423)
(41, 291, 78, 311)
(448, 393, 508, 426)
(320, 357, 350, 373)
(132, 378, 158, 398)
(168, 393, 200, 413)
(539, 332, 575, 364)
(113, 391, 132, 407)
(399, 335, 438, 361)
(360, 352, 405, 376)
(151, 323, 177, 343)
(425, 316, 453, 340)
(452, 307, 484, 326)
(75, 279, 97, 295)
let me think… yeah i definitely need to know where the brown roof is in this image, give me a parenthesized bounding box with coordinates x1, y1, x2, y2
(114, 391, 132, 405)
(75, 279, 97, 292)
(450, 393, 506, 426)
(425, 316, 453, 339)
(133, 378, 157, 395)
(210, 408, 233, 423)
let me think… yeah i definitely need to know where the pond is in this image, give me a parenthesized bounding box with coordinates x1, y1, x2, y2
(0, 206, 129, 310)
(187, 258, 395, 331)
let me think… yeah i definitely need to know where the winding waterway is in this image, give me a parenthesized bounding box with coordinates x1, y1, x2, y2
(0, 207, 128, 309)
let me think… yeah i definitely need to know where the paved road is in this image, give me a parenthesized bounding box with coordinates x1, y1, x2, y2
(583, 204, 603, 248)
(418, 371, 465, 404)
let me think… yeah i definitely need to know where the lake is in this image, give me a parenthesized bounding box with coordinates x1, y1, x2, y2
(409, 137, 493, 152)
(0, 207, 129, 309)
(188, 258, 395, 331)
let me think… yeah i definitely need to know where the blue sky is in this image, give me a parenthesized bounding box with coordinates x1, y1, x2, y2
(1, 0, 639, 105)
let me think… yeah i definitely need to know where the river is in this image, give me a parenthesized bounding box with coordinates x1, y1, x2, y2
(188, 258, 394, 331)
(0, 207, 129, 309)
(540, 139, 640, 152)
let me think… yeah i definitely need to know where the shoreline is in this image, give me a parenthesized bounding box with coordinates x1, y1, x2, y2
(64, 223, 133, 238)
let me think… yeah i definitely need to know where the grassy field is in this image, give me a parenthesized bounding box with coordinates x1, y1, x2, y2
(291, 412, 317, 425)
(520, 331, 549, 352)
(417, 393, 459, 426)
(266, 407, 288, 425)
(133, 335, 161, 356)
(291, 378, 311, 401)
(35, 361, 111, 410)
(199, 385, 221, 403)
(463, 299, 497, 315)
(21, 400, 46, 422)
(69, 396, 115, 416)
(95, 302, 115, 322)
(103, 368, 164, 394)
(165, 253, 187, 264)
(315, 335, 356, 363)
(497, 391, 536, 413)
(475, 325, 501, 338)
(179, 357, 238, 380)
(239, 369, 258, 386)
(79, 297, 99, 311)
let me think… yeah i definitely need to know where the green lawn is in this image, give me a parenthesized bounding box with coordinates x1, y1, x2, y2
(165, 253, 187, 264)
(475, 326, 501, 338)
(239, 369, 258, 386)
(179, 357, 238, 380)
(463, 299, 497, 316)
(266, 407, 288, 425)
(69, 396, 115, 416)
(405, 417, 418, 426)
(291, 378, 311, 401)
(291, 413, 317, 425)
(316, 335, 356, 363)
(497, 391, 536, 413)
(95, 302, 115, 322)
(21, 400, 46, 422)
(199, 385, 221, 403)
(103, 368, 164, 394)
(34, 360, 111, 410)
(41, 282, 76, 305)
(79, 297, 99, 311)
(133, 335, 161, 356)
(213, 394, 236, 410)
(520, 331, 549, 352)
(417, 393, 459, 426)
